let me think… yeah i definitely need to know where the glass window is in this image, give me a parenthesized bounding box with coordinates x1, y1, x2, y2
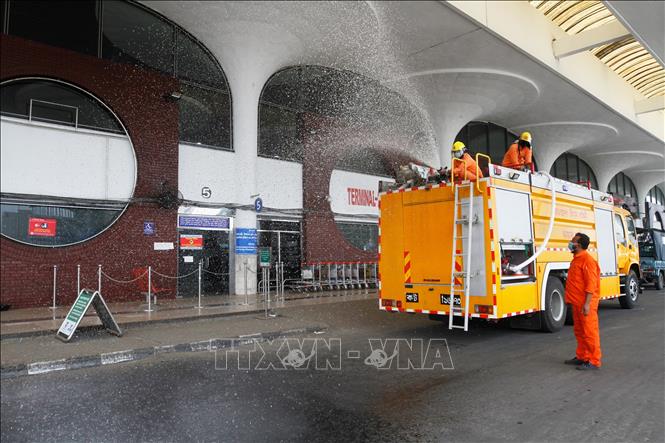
(1, 79, 124, 133)
(625, 216, 637, 244)
(467, 122, 488, 155)
(607, 172, 636, 200)
(1, 203, 124, 247)
(335, 222, 378, 252)
(488, 123, 506, 162)
(550, 153, 597, 189)
(258, 103, 301, 161)
(455, 123, 533, 167)
(614, 213, 626, 245)
(259, 66, 428, 174)
(566, 155, 578, 182)
(102, 0, 174, 75)
(646, 186, 665, 206)
(175, 31, 226, 90)
(8, 0, 99, 56)
(179, 83, 231, 149)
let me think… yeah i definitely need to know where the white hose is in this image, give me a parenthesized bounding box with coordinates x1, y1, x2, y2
(509, 171, 557, 273)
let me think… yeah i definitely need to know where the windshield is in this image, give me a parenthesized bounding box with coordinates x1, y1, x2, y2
(638, 231, 655, 257)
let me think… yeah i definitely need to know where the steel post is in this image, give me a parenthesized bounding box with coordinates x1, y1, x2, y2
(50, 265, 57, 310)
(145, 266, 153, 313)
(196, 261, 202, 309)
(76, 264, 81, 296)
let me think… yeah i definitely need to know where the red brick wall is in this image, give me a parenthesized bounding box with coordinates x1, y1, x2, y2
(0, 35, 180, 308)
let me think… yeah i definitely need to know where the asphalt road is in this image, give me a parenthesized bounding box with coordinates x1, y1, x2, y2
(2, 290, 664, 442)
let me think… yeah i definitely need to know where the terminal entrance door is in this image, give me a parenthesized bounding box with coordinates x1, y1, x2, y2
(258, 220, 301, 288)
(177, 229, 230, 297)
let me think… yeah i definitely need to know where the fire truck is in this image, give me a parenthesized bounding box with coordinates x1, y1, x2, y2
(378, 156, 641, 332)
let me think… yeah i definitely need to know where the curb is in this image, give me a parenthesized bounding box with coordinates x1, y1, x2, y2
(0, 325, 327, 379)
(0, 307, 269, 340)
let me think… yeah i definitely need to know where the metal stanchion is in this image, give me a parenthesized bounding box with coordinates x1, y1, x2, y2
(196, 261, 202, 310)
(145, 266, 153, 313)
(76, 264, 81, 296)
(262, 267, 269, 319)
(49, 265, 57, 310)
(243, 261, 249, 305)
(98, 264, 102, 293)
(280, 262, 285, 301)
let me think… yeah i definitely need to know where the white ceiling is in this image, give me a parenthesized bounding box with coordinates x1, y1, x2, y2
(143, 1, 664, 195)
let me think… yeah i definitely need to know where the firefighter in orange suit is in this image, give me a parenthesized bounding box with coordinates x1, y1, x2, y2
(564, 232, 602, 370)
(451, 141, 483, 182)
(502, 131, 533, 171)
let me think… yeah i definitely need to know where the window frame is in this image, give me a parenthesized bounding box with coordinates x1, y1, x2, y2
(0, 76, 136, 248)
(613, 213, 626, 245)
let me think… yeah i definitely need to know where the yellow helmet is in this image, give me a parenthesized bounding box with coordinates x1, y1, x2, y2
(519, 132, 532, 144)
(452, 141, 466, 152)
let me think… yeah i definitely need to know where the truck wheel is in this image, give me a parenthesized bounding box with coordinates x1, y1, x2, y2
(656, 272, 664, 291)
(619, 271, 640, 309)
(541, 277, 566, 332)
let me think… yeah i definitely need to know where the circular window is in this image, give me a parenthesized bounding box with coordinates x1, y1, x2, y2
(0, 78, 136, 247)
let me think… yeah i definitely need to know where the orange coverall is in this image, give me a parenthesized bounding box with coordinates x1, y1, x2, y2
(502, 143, 532, 170)
(565, 249, 602, 366)
(452, 153, 483, 182)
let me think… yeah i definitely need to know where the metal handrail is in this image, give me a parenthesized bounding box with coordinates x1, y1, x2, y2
(475, 153, 492, 192)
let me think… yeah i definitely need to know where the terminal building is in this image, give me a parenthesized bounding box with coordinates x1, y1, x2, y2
(1, 0, 663, 308)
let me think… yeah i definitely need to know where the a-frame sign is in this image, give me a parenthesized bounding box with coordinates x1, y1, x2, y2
(56, 289, 122, 342)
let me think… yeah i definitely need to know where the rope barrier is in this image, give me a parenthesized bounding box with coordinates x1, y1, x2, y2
(202, 269, 230, 276)
(152, 268, 199, 279)
(101, 270, 147, 284)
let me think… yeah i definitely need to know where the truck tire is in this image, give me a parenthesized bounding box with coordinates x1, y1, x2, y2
(619, 271, 640, 309)
(542, 277, 566, 332)
(656, 272, 664, 291)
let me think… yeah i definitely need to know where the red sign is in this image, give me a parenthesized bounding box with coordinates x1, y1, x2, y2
(180, 234, 203, 250)
(347, 187, 377, 207)
(28, 218, 57, 237)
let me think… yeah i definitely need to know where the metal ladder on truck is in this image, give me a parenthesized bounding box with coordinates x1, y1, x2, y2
(448, 182, 475, 331)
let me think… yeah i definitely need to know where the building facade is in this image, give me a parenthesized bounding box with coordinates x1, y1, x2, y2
(1, 0, 663, 307)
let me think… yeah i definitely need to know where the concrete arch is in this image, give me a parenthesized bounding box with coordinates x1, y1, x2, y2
(585, 151, 664, 192)
(389, 69, 540, 165)
(511, 121, 619, 173)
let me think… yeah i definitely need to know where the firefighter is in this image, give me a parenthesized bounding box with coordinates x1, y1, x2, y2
(451, 141, 483, 182)
(564, 232, 602, 370)
(502, 131, 533, 171)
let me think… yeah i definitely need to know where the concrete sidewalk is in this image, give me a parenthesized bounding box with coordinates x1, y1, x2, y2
(1, 288, 376, 338)
(0, 294, 376, 378)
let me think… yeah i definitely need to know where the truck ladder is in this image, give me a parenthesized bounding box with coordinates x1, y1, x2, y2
(448, 182, 474, 331)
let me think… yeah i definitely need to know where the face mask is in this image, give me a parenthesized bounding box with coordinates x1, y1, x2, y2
(568, 242, 577, 253)
(453, 150, 463, 159)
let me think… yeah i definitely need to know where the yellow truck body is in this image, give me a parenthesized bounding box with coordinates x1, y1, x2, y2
(378, 165, 641, 331)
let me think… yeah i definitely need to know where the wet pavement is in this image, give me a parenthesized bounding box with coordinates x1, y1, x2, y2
(1, 290, 663, 442)
(0, 288, 373, 338)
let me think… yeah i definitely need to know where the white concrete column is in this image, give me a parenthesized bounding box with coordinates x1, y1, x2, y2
(229, 75, 262, 295)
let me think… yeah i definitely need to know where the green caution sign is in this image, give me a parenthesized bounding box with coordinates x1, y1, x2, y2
(57, 289, 122, 342)
(259, 247, 271, 268)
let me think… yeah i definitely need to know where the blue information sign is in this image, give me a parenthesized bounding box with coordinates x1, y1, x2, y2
(143, 221, 155, 236)
(235, 228, 257, 255)
(254, 198, 263, 213)
(178, 215, 230, 230)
